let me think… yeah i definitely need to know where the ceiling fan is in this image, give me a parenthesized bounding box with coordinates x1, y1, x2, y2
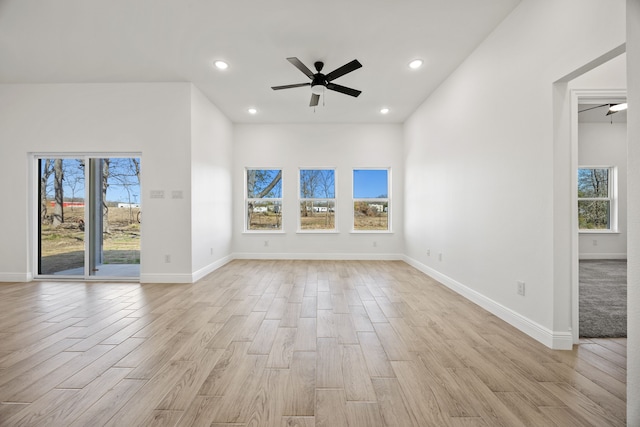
(271, 57, 362, 107)
(579, 103, 628, 115)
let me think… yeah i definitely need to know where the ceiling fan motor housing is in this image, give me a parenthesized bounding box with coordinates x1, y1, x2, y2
(311, 74, 327, 94)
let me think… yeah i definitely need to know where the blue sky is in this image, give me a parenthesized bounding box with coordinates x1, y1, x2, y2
(41, 158, 141, 204)
(107, 183, 141, 204)
(353, 169, 388, 198)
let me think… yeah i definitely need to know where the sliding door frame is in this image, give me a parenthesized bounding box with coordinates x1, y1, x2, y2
(32, 152, 142, 281)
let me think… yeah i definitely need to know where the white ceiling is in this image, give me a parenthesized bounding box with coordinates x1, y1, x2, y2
(0, 0, 521, 124)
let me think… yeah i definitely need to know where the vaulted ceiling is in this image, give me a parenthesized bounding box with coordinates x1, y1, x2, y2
(0, 0, 521, 123)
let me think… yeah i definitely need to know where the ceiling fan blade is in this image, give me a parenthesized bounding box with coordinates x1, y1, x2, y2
(271, 82, 311, 90)
(287, 57, 314, 79)
(325, 59, 362, 81)
(310, 93, 320, 107)
(326, 83, 361, 97)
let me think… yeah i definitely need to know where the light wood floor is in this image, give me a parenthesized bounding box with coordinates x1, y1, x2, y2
(0, 260, 626, 426)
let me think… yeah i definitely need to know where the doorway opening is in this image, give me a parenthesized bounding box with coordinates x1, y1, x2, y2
(570, 90, 627, 340)
(36, 155, 141, 280)
(576, 97, 628, 338)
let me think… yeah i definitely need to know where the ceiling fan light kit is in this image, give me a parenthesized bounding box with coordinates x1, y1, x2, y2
(311, 84, 325, 95)
(271, 57, 362, 107)
(607, 102, 628, 115)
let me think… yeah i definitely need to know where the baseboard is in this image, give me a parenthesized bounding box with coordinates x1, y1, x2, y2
(232, 252, 404, 261)
(0, 272, 33, 283)
(402, 255, 573, 350)
(191, 255, 234, 282)
(579, 253, 627, 260)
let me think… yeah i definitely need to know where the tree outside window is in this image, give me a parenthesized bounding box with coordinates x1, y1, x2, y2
(578, 167, 615, 230)
(246, 169, 283, 231)
(299, 169, 335, 231)
(353, 169, 390, 231)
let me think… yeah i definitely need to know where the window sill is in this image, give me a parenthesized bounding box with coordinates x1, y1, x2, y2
(350, 230, 394, 234)
(242, 231, 286, 234)
(579, 230, 620, 235)
(296, 230, 340, 234)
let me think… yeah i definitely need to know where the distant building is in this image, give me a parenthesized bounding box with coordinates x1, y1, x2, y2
(118, 203, 140, 208)
(49, 201, 84, 208)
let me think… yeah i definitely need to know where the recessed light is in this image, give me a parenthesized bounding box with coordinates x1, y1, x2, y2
(409, 59, 423, 69)
(248, 108, 257, 115)
(380, 108, 390, 114)
(214, 60, 229, 70)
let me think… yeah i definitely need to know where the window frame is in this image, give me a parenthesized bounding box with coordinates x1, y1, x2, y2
(244, 167, 284, 233)
(352, 168, 391, 233)
(577, 165, 618, 233)
(297, 168, 337, 233)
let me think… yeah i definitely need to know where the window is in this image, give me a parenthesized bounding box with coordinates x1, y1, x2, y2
(299, 169, 336, 231)
(353, 169, 390, 231)
(246, 168, 282, 231)
(578, 167, 616, 231)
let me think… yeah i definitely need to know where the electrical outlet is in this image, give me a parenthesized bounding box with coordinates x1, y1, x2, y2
(517, 281, 525, 296)
(210, 248, 214, 255)
(264, 240, 269, 247)
(164, 254, 171, 263)
(438, 253, 443, 262)
(593, 239, 598, 246)
(427, 249, 430, 256)
(373, 241, 377, 247)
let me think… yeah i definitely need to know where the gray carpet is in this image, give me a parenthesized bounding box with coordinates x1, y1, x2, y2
(579, 260, 627, 338)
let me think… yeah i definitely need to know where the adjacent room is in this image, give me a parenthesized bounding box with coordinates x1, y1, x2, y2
(0, 0, 638, 426)
(571, 55, 629, 340)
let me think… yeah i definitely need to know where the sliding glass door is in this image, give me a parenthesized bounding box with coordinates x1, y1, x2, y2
(37, 156, 141, 279)
(38, 158, 86, 276)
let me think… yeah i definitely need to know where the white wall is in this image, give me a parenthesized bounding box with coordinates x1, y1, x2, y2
(403, 0, 625, 349)
(232, 124, 404, 259)
(570, 53, 627, 88)
(190, 85, 234, 280)
(0, 83, 233, 283)
(626, 0, 640, 422)
(578, 123, 627, 259)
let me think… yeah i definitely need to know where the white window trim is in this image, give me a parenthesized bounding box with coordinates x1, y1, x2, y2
(245, 167, 283, 233)
(352, 167, 392, 233)
(577, 165, 618, 233)
(297, 168, 337, 233)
